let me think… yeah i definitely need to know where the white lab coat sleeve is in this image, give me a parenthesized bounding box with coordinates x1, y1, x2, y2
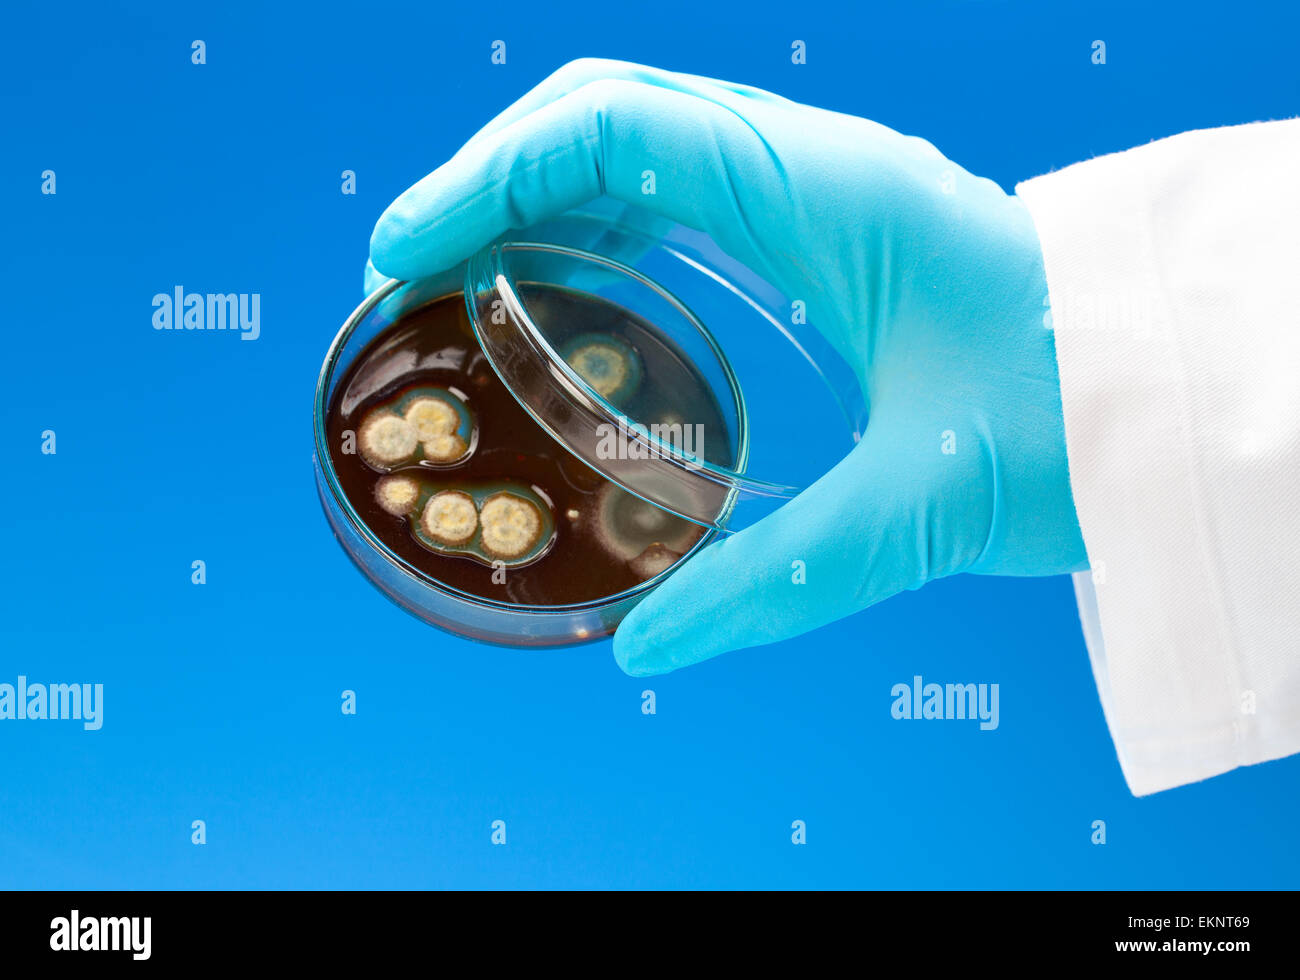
(1015, 119, 1300, 796)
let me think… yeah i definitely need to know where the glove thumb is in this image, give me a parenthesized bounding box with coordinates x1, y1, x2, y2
(612, 414, 991, 675)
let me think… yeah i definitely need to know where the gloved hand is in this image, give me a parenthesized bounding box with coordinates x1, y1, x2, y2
(368, 58, 1089, 676)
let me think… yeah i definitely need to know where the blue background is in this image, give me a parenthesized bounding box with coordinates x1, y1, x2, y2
(3, 0, 1297, 889)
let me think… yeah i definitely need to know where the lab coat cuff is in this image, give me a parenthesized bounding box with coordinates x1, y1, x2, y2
(1014, 135, 1300, 796)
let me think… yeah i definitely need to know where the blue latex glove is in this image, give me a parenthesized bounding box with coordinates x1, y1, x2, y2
(368, 59, 1089, 675)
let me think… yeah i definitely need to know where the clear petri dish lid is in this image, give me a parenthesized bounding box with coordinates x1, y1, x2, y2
(464, 202, 866, 533)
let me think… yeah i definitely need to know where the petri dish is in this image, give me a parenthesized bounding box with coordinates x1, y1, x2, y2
(313, 200, 866, 646)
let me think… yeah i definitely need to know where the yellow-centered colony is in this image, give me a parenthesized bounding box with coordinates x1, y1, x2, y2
(479, 493, 545, 559)
(358, 411, 419, 467)
(421, 490, 479, 546)
(375, 474, 421, 515)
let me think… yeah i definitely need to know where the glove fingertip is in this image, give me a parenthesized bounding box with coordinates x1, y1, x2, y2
(612, 599, 674, 676)
(362, 257, 388, 296)
(368, 207, 420, 280)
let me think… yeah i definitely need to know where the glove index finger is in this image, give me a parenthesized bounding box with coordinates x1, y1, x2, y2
(368, 88, 604, 281)
(464, 57, 781, 148)
(368, 77, 788, 284)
